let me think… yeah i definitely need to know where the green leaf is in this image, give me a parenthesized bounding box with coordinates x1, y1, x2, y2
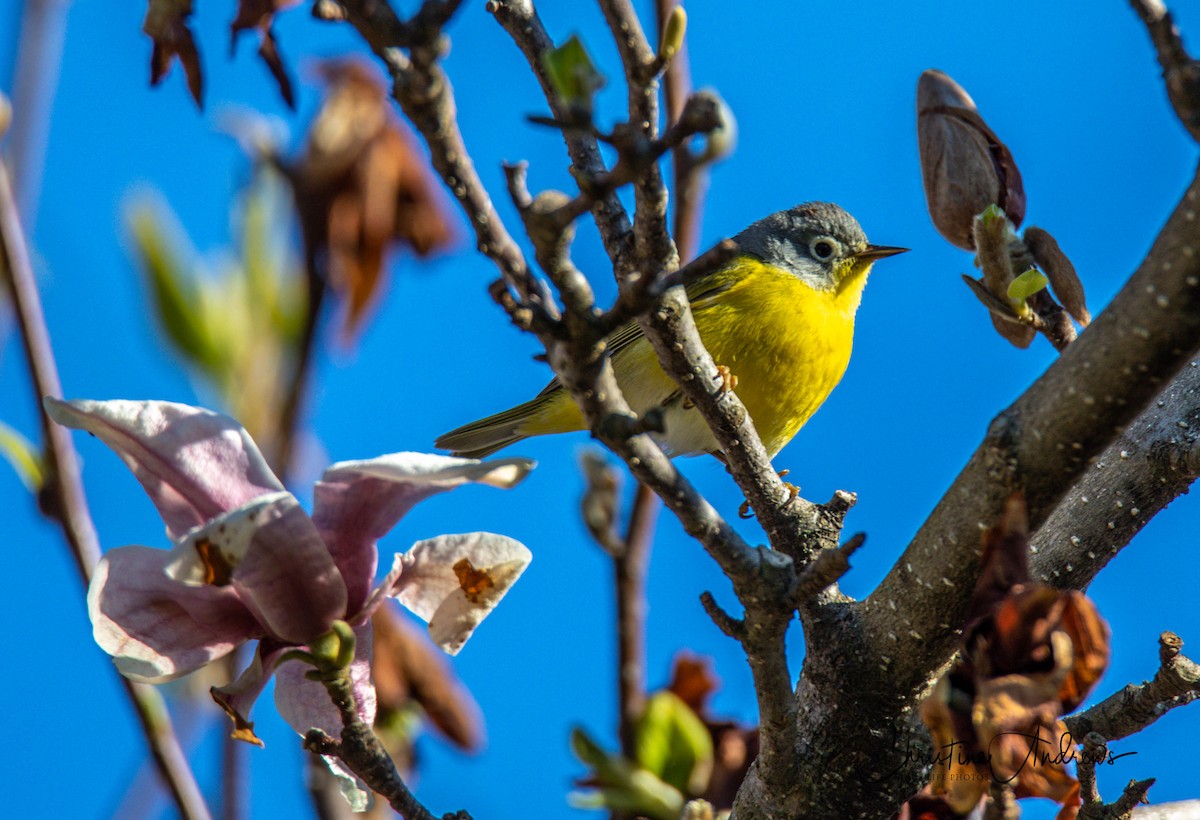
(0, 420, 44, 491)
(979, 203, 1007, 227)
(658, 5, 687, 62)
(635, 691, 714, 796)
(569, 727, 685, 820)
(1007, 267, 1050, 301)
(571, 726, 621, 778)
(127, 204, 224, 375)
(542, 35, 604, 112)
(240, 168, 306, 346)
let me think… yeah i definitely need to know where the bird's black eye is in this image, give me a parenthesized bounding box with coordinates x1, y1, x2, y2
(810, 237, 837, 261)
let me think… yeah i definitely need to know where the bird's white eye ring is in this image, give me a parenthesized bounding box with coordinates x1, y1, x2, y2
(809, 236, 838, 261)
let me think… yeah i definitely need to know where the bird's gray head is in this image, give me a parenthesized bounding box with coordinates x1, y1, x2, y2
(733, 202, 902, 291)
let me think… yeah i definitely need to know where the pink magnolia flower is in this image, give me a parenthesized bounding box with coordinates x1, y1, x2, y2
(47, 398, 533, 759)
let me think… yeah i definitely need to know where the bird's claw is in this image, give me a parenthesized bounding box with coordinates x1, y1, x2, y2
(736, 470, 798, 519)
(715, 364, 738, 394)
(777, 469, 800, 504)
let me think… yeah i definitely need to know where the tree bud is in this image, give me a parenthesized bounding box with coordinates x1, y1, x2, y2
(918, 69, 1025, 250)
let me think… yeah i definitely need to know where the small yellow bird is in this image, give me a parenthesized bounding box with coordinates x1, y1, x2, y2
(437, 202, 906, 460)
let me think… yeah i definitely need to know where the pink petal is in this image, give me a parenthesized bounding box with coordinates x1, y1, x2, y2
(166, 492, 348, 644)
(45, 398, 284, 539)
(311, 453, 533, 614)
(391, 532, 531, 655)
(209, 642, 290, 747)
(357, 553, 405, 624)
(274, 622, 376, 738)
(88, 545, 261, 682)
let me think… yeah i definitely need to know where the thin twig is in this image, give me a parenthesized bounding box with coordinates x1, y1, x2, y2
(0, 139, 211, 820)
(1066, 631, 1200, 742)
(654, 0, 704, 263)
(305, 669, 455, 820)
(1130, 0, 1200, 142)
(615, 481, 657, 758)
(222, 647, 247, 820)
(7, 0, 68, 218)
(487, 0, 634, 264)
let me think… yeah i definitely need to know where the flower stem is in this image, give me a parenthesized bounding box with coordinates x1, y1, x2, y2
(307, 667, 469, 820)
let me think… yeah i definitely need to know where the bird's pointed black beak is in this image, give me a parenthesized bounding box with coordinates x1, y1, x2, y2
(856, 244, 909, 261)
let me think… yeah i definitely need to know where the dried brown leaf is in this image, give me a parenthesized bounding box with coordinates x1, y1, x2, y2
(702, 721, 758, 811)
(371, 606, 484, 752)
(669, 652, 719, 715)
(289, 60, 454, 341)
(966, 494, 1032, 623)
(143, 0, 204, 107)
(919, 494, 1110, 819)
(230, 0, 299, 109)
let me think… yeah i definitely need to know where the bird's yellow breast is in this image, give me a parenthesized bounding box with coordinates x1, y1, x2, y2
(523, 255, 872, 457)
(687, 256, 867, 455)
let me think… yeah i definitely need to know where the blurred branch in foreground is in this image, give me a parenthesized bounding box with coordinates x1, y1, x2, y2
(0, 117, 211, 820)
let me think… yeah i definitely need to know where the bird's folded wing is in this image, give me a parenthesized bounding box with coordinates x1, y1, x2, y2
(533, 268, 740, 398)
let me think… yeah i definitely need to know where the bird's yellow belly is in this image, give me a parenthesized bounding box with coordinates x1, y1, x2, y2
(529, 264, 860, 458)
(696, 286, 853, 456)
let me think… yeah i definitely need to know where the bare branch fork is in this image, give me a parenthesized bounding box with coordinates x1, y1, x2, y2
(324, 0, 1200, 816)
(1070, 631, 1200, 817)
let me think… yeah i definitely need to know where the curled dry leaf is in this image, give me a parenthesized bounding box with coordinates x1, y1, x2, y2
(667, 653, 758, 812)
(668, 652, 719, 714)
(918, 69, 1025, 251)
(287, 60, 454, 341)
(915, 494, 1110, 820)
(143, 0, 204, 107)
(230, 0, 300, 109)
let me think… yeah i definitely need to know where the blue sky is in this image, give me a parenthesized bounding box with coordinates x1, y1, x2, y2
(2, 1, 1199, 818)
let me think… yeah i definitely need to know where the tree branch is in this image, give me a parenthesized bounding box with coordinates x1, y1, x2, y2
(304, 668, 461, 820)
(487, 0, 633, 263)
(733, 163, 1200, 820)
(1130, 0, 1200, 142)
(866, 163, 1200, 705)
(1031, 355, 1200, 589)
(1066, 632, 1200, 742)
(0, 138, 211, 820)
(615, 481, 655, 758)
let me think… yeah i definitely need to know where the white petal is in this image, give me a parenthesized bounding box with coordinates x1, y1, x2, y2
(321, 452, 534, 490)
(391, 532, 531, 655)
(164, 491, 295, 586)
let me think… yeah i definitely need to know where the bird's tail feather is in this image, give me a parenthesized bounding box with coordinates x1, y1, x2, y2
(436, 395, 555, 458)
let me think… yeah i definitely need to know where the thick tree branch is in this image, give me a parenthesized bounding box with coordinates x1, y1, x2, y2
(734, 163, 1200, 819)
(1032, 355, 1200, 589)
(866, 163, 1200, 702)
(0, 141, 211, 820)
